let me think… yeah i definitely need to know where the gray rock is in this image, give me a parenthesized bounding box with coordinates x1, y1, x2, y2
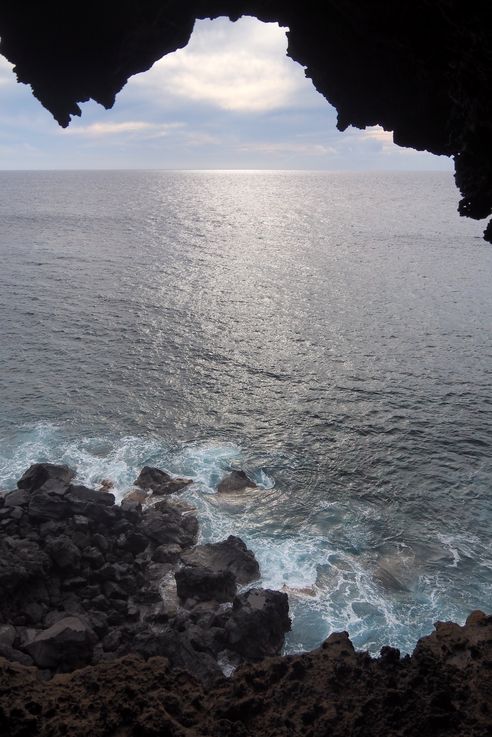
(152, 544, 182, 563)
(66, 484, 115, 507)
(181, 535, 260, 585)
(224, 588, 291, 660)
(175, 565, 237, 604)
(139, 507, 197, 548)
(24, 616, 96, 669)
(3, 489, 29, 507)
(0, 537, 51, 591)
(134, 466, 192, 496)
(46, 535, 81, 571)
(17, 463, 75, 492)
(28, 490, 71, 520)
(217, 470, 257, 494)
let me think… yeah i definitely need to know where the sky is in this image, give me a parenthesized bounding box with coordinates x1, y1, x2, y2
(0, 17, 453, 171)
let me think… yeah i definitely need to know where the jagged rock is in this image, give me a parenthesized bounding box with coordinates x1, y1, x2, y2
(28, 489, 72, 520)
(181, 535, 260, 585)
(0, 537, 51, 591)
(139, 506, 197, 548)
(23, 616, 96, 669)
(134, 466, 192, 496)
(152, 544, 182, 563)
(122, 488, 148, 504)
(224, 588, 291, 660)
(0, 464, 290, 688)
(175, 566, 237, 604)
(17, 463, 75, 492)
(3, 489, 29, 507)
(66, 484, 115, 508)
(46, 536, 81, 571)
(0, 643, 33, 666)
(217, 470, 257, 494)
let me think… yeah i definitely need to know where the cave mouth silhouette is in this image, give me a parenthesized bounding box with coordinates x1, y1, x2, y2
(0, 3, 490, 239)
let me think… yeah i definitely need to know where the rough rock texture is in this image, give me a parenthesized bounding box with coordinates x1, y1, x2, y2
(0, 3, 491, 239)
(134, 466, 192, 495)
(181, 535, 261, 584)
(0, 612, 490, 736)
(0, 464, 289, 685)
(218, 470, 257, 494)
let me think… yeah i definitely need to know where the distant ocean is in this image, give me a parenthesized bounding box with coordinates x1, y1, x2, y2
(0, 170, 491, 654)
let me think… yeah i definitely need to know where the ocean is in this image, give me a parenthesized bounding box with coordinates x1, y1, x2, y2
(0, 169, 491, 655)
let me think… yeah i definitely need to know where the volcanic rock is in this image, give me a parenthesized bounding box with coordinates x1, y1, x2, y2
(175, 565, 237, 604)
(181, 535, 260, 585)
(224, 588, 291, 660)
(134, 466, 192, 495)
(17, 463, 75, 492)
(217, 470, 257, 494)
(24, 616, 96, 669)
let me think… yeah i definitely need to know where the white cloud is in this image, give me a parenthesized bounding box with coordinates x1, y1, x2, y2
(239, 141, 337, 156)
(62, 120, 183, 136)
(359, 125, 394, 143)
(0, 54, 15, 86)
(131, 17, 309, 113)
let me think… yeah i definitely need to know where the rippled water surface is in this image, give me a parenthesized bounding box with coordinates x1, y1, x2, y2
(0, 170, 491, 654)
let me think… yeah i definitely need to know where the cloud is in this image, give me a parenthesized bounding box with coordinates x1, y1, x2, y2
(131, 17, 309, 113)
(0, 55, 15, 86)
(63, 120, 184, 137)
(239, 141, 337, 156)
(359, 126, 394, 143)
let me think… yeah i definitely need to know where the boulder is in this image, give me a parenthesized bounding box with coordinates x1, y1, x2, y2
(3, 489, 29, 507)
(23, 616, 96, 669)
(46, 535, 81, 570)
(123, 488, 148, 504)
(28, 489, 72, 520)
(0, 537, 51, 591)
(224, 588, 291, 660)
(66, 484, 115, 508)
(217, 470, 257, 494)
(181, 535, 260, 585)
(0, 643, 33, 666)
(134, 466, 192, 496)
(139, 507, 197, 548)
(175, 566, 237, 604)
(17, 463, 75, 492)
(152, 544, 182, 563)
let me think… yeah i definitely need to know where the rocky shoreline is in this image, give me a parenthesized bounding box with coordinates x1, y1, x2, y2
(0, 463, 491, 736)
(0, 463, 290, 683)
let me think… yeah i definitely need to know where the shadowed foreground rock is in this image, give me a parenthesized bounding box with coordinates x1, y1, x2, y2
(0, 612, 490, 737)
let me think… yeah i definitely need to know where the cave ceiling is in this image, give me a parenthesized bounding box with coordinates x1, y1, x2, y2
(0, 1, 491, 240)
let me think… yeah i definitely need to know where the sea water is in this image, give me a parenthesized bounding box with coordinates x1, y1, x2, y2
(0, 170, 491, 655)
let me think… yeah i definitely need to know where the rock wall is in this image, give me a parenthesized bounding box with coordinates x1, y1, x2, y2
(0, 612, 490, 736)
(0, 2, 491, 240)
